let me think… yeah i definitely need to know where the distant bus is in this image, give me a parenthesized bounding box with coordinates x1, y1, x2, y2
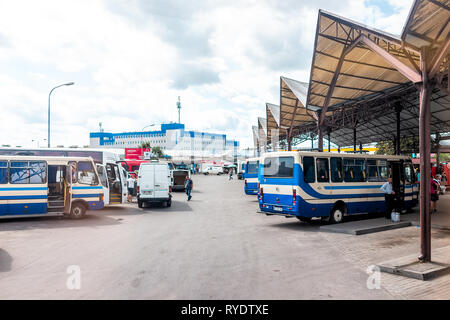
(0, 155, 104, 219)
(0, 148, 127, 206)
(243, 157, 260, 195)
(258, 151, 418, 223)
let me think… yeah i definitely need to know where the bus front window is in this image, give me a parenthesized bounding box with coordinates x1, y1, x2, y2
(78, 161, 98, 185)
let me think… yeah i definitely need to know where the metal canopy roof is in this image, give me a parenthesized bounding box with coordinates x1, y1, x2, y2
(258, 117, 267, 147)
(280, 76, 316, 136)
(266, 103, 280, 141)
(252, 125, 259, 148)
(299, 0, 450, 147)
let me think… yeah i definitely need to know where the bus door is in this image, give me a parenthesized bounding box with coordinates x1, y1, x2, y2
(389, 160, 405, 210)
(64, 163, 74, 215)
(96, 164, 110, 206)
(118, 164, 128, 202)
(106, 163, 122, 204)
(404, 162, 417, 204)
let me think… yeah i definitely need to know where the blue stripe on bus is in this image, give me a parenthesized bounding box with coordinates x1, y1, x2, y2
(0, 195, 48, 200)
(324, 185, 383, 190)
(72, 186, 103, 190)
(0, 187, 48, 191)
(72, 194, 100, 198)
(0, 203, 47, 215)
(260, 164, 419, 200)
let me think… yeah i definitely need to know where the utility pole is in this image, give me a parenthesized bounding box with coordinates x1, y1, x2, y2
(177, 96, 181, 124)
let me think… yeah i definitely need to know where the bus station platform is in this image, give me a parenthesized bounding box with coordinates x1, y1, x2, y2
(320, 193, 450, 235)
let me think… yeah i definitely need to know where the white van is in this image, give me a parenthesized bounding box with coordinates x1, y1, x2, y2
(203, 166, 223, 175)
(137, 161, 172, 208)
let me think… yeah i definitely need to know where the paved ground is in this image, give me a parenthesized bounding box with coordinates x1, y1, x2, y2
(1, 175, 450, 299)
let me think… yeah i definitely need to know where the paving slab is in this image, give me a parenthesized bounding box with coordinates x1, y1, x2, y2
(319, 217, 411, 235)
(378, 245, 450, 281)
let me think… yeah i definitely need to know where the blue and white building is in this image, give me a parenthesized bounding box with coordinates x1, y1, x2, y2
(90, 123, 240, 162)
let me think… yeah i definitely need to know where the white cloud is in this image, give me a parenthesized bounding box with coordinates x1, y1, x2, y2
(0, 0, 413, 149)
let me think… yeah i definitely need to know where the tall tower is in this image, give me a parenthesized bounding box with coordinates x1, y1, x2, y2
(177, 96, 181, 124)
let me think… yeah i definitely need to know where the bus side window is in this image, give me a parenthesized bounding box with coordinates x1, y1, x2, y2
(330, 157, 343, 182)
(303, 156, 315, 183)
(0, 161, 7, 184)
(344, 159, 354, 182)
(378, 160, 388, 181)
(316, 158, 329, 182)
(367, 160, 378, 182)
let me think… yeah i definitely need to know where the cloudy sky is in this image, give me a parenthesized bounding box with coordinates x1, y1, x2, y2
(0, 0, 414, 149)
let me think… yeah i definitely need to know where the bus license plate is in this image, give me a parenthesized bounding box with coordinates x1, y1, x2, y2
(274, 206, 283, 212)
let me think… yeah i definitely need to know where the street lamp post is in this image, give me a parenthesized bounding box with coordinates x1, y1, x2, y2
(48, 82, 75, 147)
(140, 124, 155, 146)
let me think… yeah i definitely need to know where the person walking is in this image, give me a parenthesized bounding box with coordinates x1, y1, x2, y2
(431, 175, 439, 213)
(127, 175, 135, 203)
(380, 177, 396, 219)
(229, 169, 233, 180)
(185, 176, 193, 201)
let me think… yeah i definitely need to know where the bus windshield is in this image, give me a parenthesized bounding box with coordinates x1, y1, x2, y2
(246, 161, 259, 175)
(264, 157, 293, 178)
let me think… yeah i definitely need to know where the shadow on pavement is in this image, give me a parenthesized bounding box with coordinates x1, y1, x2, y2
(0, 213, 121, 232)
(140, 200, 193, 212)
(0, 249, 12, 272)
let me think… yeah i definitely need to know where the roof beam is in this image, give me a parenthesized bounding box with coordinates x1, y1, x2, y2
(288, 99, 299, 140)
(429, 32, 450, 78)
(319, 34, 364, 125)
(360, 34, 422, 83)
(428, 0, 450, 11)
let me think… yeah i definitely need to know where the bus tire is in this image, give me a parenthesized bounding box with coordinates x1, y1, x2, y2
(297, 217, 312, 223)
(69, 202, 86, 219)
(138, 200, 143, 208)
(329, 205, 346, 224)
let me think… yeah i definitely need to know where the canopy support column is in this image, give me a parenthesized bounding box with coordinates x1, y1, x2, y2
(395, 104, 403, 155)
(327, 127, 331, 152)
(353, 127, 357, 152)
(419, 47, 432, 263)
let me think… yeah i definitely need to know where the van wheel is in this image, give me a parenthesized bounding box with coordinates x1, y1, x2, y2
(167, 199, 172, 207)
(69, 203, 86, 219)
(138, 200, 143, 208)
(297, 217, 311, 223)
(330, 205, 346, 224)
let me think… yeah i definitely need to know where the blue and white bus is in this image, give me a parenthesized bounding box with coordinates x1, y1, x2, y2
(258, 151, 418, 223)
(0, 155, 104, 219)
(243, 157, 260, 195)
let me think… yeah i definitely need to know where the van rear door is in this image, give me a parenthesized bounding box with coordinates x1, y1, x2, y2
(140, 165, 155, 199)
(154, 165, 169, 198)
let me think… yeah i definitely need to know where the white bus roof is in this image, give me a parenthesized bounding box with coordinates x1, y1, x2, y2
(260, 151, 411, 161)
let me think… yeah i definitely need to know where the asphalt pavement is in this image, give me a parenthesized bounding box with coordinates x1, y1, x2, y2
(0, 174, 396, 299)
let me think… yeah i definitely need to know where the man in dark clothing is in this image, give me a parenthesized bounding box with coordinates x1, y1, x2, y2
(185, 176, 193, 201)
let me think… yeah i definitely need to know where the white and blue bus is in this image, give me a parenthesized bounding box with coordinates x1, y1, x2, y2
(243, 157, 260, 195)
(0, 155, 104, 219)
(258, 151, 418, 223)
(0, 147, 127, 206)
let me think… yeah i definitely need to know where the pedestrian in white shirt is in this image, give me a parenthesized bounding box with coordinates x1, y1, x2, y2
(127, 176, 135, 203)
(380, 177, 395, 219)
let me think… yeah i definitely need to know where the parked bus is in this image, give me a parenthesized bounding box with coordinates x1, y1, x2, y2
(0, 155, 104, 219)
(258, 151, 418, 223)
(0, 147, 127, 206)
(243, 157, 260, 195)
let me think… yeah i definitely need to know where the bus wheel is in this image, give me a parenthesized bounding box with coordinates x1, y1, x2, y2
(297, 217, 311, 223)
(330, 205, 345, 224)
(70, 203, 86, 219)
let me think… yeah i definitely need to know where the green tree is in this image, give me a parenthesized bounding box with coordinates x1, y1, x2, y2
(151, 146, 164, 159)
(376, 137, 417, 156)
(139, 141, 151, 148)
